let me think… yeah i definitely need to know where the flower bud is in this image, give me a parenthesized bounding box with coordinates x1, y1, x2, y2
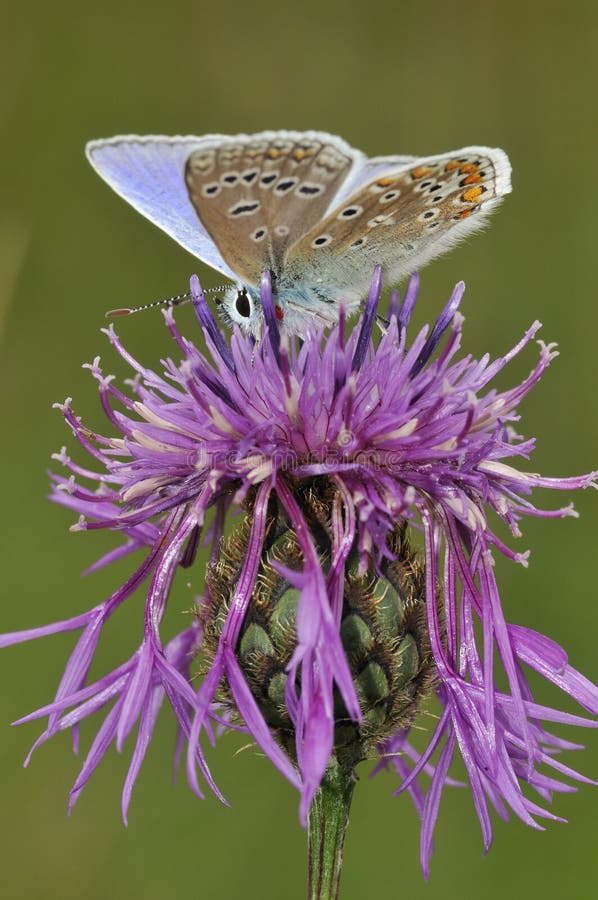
(201, 484, 438, 767)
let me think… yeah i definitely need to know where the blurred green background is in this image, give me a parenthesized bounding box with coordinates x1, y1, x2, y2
(2, 1, 597, 898)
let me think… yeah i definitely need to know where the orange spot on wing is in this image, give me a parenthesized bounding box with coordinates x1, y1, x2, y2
(462, 186, 484, 202)
(462, 173, 483, 184)
(275, 305, 285, 321)
(267, 149, 282, 159)
(445, 160, 460, 171)
(292, 148, 313, 161)
(459, 163, 479, 174)
(455, 208, 474, 219)
(411, 165, 433, 179)
(376, 177, 396, 187)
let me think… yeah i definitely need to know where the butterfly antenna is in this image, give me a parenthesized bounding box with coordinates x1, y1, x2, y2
(105, 284, 230, 318)
(106, 291, 191, 318)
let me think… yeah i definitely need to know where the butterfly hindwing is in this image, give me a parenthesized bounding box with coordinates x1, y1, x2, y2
(285, 146, 511, 299)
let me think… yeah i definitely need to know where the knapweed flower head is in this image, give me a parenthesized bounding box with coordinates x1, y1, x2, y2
(2, 267, 597, 876)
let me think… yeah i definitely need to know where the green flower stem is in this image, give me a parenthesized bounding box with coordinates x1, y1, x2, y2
(307, 758, 356, 900)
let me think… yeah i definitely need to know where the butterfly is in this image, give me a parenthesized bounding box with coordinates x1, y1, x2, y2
(86, 130, 511, 335)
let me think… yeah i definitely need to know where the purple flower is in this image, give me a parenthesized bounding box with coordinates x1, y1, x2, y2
(2, 267, 597, 875)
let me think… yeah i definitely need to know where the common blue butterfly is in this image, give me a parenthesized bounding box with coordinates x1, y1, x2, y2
(87, 131, 511, 334)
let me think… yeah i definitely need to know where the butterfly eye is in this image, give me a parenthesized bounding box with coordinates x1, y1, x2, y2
(235, 288, 251, 318)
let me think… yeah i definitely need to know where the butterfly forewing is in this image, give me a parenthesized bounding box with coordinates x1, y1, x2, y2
(285, 147, 511, 297)
(184, 133, 361, 285)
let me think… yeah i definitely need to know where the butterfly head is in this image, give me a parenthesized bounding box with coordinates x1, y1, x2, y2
(218, 283, 263, 334)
